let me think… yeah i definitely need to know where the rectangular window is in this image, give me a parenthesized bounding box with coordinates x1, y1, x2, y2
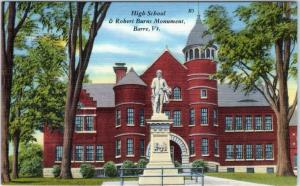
(225, 116, 233, 131)
(265, 144, 273, 159)
(246, 144, 253, 159)
(265, 115, 272, 130)
(235, 116, 243, 130)
(115, 140, 121, 157)
(173, 111, 181, 126)
(55, 146, 63, 161)
(213, 109, 218, 126)
(200, 89, 207, 99)
(255, 116, 263, 130)
(201, 138, 209, 155)
(200, 108, 208, 125)
(255, 144, 263, 159)
(245, 115, 253, 130)
(189, 109, 195, 126)
(96, 145, 104, 161)
(236, 144, 243, 159)
(86, 145, 94, 161)
(164, 111, 171, 119)
(115, 110, 121, 127)
(189, 139, 195, 155)
(226, 145, 234, 159)
(75, 116, 84, 131)
(127, 138, 134, 155)
(75, 145, 83, 161)
(139, 109, 144, 126)
(214, 139, 219, 155)
(140, 140, 145, 157)
(127, 108, 134, 125)
(86, 116, 94, 131)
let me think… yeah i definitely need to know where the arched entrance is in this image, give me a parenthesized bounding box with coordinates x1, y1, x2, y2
(146, 133, 190, 166)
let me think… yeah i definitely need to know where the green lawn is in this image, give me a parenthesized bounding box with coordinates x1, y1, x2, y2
(6, 177, 136, 185)
(207, 172, 296, 186)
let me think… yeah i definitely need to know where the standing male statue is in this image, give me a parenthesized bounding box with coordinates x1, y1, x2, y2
(151, 70, 171, 114)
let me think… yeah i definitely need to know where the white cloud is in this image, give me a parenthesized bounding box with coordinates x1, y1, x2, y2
(159, 17, 195, 36)
(92, 43, 143, 56)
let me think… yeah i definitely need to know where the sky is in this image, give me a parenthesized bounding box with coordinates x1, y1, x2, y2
(26, 2, 297, 150)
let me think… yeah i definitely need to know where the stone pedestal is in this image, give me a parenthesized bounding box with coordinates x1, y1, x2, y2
(139, 113, 184, 185)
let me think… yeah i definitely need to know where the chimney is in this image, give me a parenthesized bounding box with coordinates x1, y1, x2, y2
(113, 63, 127, 83)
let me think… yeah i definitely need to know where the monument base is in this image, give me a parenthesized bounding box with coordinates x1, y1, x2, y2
(138, 113, 184, 185)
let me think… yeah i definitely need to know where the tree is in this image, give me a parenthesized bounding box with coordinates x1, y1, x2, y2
(1, 2, 32, 182)
(204, 2, 297, 176)
(9, 35, 66, 179)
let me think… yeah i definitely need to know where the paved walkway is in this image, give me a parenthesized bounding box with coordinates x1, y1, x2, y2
(102, 176, 271, 186)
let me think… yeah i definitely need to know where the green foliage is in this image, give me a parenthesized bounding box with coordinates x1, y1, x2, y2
(80, 164, 95, 178)
(19, 143, 43, 177)
(9, 155, 13, 173)
(121, 160, 136, 175)
(103, 161, 117, 177)
(136, 159, 148, 174)
(52, 165, 61, 178)
(192, 159, 207, 172)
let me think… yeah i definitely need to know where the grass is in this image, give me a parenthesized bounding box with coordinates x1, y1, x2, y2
(206, 172, 296, 186)
(5, 177, 137, 185)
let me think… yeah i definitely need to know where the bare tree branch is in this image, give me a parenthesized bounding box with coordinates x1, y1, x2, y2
(14, 2, 31, 35)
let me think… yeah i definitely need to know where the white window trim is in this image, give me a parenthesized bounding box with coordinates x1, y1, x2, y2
(75, 130, 96, 133)
(201, 154, 209, 157)
(200, 89, 208, 99)
(214, 154, 220, 157)
(127, 123, 135, 126)
(126, 154, 135, 157)
(115, 155, 121, 159)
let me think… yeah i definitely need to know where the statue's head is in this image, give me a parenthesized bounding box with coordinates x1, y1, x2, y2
(156, 69, 162, 78)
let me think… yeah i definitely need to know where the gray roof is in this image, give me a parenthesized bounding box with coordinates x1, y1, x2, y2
(82, 84, 115, 107)
(218, 84, 269, 107)
(115, 68, 147, 86)
(185, 15, 213, 47)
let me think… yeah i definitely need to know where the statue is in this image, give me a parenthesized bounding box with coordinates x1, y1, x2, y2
(151, 70, 171, 114)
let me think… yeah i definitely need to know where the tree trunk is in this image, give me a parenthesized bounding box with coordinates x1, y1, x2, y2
(12, 130, 20, 179)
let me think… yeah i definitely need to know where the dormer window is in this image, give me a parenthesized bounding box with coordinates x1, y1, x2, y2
(173, 87, 181, 100)
(189, 49, 193, 60)
(200, 89, 207, 99)
(201, 49, 205, 58)
(211, 49, 215, 59)
(195, 48, 199, 59)
(185, 52, 188, 61)
(206, 49, 210, 58)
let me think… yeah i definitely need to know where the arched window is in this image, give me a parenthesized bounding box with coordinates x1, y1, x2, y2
(195, 48, 199, 59)
(185, 52, 188, 61)
(77, 102, 84, 109)
(211, 49, 215, 59)
(173, 87, 181, 100)
(206, 49, 211, 58)
(201, 49, 205, 58)
(189, 49, 193, 60)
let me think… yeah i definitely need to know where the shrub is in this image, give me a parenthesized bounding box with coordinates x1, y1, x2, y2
(80, 163, 95, 178)
(136, 159, 148, 174)
(104, 161, 117, 177)
(174, 161, 181, 168)
(52, 165, 61, 178)
(192, 159, 207, 172)
(19, 143, 43, 177)
(122, 160, 136, 175)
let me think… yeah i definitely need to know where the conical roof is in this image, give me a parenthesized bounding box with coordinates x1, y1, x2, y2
(185, 15, 212, 48)
(115, 68, 147, 86)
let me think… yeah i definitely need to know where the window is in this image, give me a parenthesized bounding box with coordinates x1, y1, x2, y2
(86, 145, 94, 161)
(86, 116, 94, 131)
(265, 144, 273, 159)
(164, 111, 171, 119)
(201, 49, 205, 58)
(213, 109, 218, 126)
(127, 108, 134, 125)
(211, 49, 215, 59)
(189, 109, 195, 126)
(139, 109, 144, 126)
(265, 115, 272, 130)
(185, 52, 188, 61)
(214, 139, 219, 155)
(75, 145, 83, 161)
(225, 116, 233, 130)
(200, 89, 207, 99)
(115, 140, 121, 157)
(55, 146, 62, 161)
(173, 87, 181, 100)
(96, 145, 104, 161)
(206, 49, 210, 58)
(255, 144, 263, 159)
(189, 49, 193, 60)
(226, 145, 234, 159)
(75, 116, 84, 131)
(195, 48, 199, 59)
(189, 139, 195, 155)
(255, 116, 263, 130)
(173, 111, 181, 126)
(245, 115, 253, 130)
(236, 144, 243, 159)
(127, 138, 134, 156)
(140, 140, 145, 157)
(200, 108, 208, 125)
(246, 145, 253, 159)
(77, 102, 84, 109)
(115, 110, 121, 127)
(201, 138, 209, 155)
(235, 116, 243, 130)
